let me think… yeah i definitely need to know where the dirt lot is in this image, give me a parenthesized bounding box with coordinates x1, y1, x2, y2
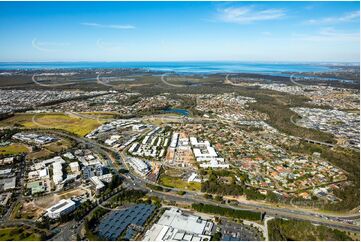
(20, 188, 88, 219)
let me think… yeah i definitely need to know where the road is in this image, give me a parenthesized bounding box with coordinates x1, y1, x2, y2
(51, 130, 360, 227)
(11, 128, 359, 236)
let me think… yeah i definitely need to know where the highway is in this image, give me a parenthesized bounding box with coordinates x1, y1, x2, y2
(22, 129, 361, 234)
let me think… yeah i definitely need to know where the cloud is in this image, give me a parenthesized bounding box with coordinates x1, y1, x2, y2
(293, 28, 359, 42)
(96, 39, 124, 52)
(216, 6, 286, 24)
(81, 22, 135, 29)
(306, 11, 360, 25)
(32, 38, 70, 52)
(261, 31, 272, 36)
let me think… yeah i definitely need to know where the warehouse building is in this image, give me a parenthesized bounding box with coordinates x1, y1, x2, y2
(143, 207, 213, 241)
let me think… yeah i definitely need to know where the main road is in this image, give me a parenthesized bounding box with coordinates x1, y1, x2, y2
(44, 129, 360, 233)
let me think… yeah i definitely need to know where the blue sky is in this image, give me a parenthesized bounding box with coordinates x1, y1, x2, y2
(0, 1, 359, 62)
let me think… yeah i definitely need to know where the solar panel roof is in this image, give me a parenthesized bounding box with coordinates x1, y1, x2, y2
(98, 204, 156, 240)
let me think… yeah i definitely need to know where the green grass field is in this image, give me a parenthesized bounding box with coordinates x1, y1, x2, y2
(0, 143, 29, 156)
(0, 113, 112, 136)
(0, 227, 42, 241)
(159, 174, 201, 191)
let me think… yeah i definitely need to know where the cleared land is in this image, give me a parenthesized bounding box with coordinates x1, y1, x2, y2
(0, 113, 109, 136)
(0, 143, 29, 156)
(16, 188, 88, 220)
(159, 174, 201, 191)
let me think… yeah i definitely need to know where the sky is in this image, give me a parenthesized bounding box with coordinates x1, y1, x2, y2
(0, 1, 359, 62)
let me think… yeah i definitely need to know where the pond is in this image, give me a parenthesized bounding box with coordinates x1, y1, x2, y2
(162, 108, 189, 116)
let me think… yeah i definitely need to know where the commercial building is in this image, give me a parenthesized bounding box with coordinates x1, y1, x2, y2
(127, 157, 149, 175)
(12, 132, 57, 145)
(69, 162, 80, 173)
(143, 207, 213, 241)
(27, 180, 47, 195)
(90, 176, 105, 195)
(46, 199, 76, 219)
(52, 161, 64, 185)
(63, 152, 75, 160)
(0, 176, 16, 191)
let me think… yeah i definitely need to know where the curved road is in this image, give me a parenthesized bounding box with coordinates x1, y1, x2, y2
(25, 129, 361, 233)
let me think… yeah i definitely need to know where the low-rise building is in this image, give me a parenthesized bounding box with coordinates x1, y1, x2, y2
(187, 173, 202, 183)
(0, 176, 16, 191)
(143, 207, 213, 241)
(69, 162, 80, 173)
(46, 199, 76, 219)
(127, 157, 150, 175)
(90, 176, 105, 195)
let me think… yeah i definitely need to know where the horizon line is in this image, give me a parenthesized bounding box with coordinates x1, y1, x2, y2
(0, 60, 359, 64)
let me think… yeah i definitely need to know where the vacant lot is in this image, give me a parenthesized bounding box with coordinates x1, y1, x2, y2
(0, 143, 29, 156)
(159, 174, 201, 191)
(0, 113, 107, 136)
(43, 138, 73, 153)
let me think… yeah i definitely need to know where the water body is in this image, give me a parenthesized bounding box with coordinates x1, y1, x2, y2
(0, 61, 335, 74)
(163, 108, 189, 116)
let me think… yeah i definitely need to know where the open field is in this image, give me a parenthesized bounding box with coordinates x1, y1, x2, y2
(159, 174, 201, 191)
(0, 113, 107, 136)
(24, 137, 73, 161)
(0, 227, 43, 241)
(43, 138, 73, 153)
(0, 143, 29, 156)
(19, 201, 46, 220)
(14, 188, 89, 220)
(26, 149, 53, 161)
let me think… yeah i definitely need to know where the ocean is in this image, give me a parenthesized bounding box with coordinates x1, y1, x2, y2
(0, 61, 335, 74)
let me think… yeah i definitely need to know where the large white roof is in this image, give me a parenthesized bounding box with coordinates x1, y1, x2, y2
(157, 208, 206, 235)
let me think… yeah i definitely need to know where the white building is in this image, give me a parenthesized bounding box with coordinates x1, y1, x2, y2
(12, 132, 56, 145)
(46, 199, 76, 219)
(187, 173, 202, 183)
(44, 156, 66, 166)
(69, 162, 80, 173)
(90, 176, 105, 194)
(52, 162, 63, 185)
(199, 159, 229, 169)
(193, 146, 219, 161)
(127, 157, 149, 175)
(190, 137, 210, 147)
(39, 167, 49, 178)
(143, 208, 213, 241)
(63, 152, 75, 160)
(170, 133, 179, 148)
(98, 173, 113, 183)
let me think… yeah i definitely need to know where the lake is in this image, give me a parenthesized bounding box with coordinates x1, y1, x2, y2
(162, 108, 189, 116)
